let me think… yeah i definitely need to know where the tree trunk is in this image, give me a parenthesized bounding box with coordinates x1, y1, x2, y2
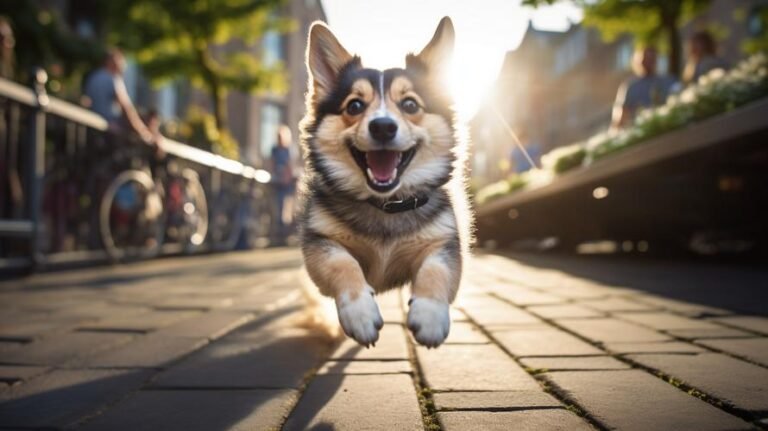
(209, 81, 228, 134)
(195, 46, 228, 133)
(660, 4, 683, 78)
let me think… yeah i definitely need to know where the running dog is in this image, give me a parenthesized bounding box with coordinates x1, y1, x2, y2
(298, 17, 471, 348)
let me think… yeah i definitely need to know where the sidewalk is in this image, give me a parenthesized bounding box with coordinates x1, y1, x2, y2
(1, 249, 767, 430)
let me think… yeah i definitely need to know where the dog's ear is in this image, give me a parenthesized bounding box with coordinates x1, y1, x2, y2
(306, 21, 354, 101)
(411, 17, 454, 75)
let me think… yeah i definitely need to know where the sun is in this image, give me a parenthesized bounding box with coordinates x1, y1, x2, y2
(355, 38, 504, 122)
(447, 45, 502, 121)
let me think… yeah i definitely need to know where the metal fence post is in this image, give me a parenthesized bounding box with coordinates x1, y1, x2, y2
(28, 68, 49, 267)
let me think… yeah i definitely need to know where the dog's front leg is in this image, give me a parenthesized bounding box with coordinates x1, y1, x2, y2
(303, 240, 383, 346)
(407, 245, 461, 348)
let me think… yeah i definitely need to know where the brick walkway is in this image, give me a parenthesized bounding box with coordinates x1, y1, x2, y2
(1, 249, 767, 430)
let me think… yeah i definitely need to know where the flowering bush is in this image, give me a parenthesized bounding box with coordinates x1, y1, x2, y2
(476, 53, 768, 205)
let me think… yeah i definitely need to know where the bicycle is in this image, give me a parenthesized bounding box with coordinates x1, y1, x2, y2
(98, 145, 208, 262)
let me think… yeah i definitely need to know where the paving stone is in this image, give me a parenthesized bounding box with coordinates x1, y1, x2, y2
(458, 296, 541, 327)
(438, 410, 592, 431)
(444, 322, 489, 344)
(604, 341, 706, 354)
(450, 307, 471, 322)
(547, 370, 753, 431)
(77, 334, 208, 368)
(417, 344, 540, 391)
(579, 297, 658, 312)
(317, 360, 412, 375)
(331, 324, 408, 360)
(227, 292, 298, 312)
(665, 327, 754, 340)
(376, 289, 403, 309)
(633, 296, 731, 317)
(490, 326, 603, 357)
(540, 283, 614, 300)
(520, 356, 630, 371)
(152, 330, 332, 389)
(564, 318, 672, 344)
(527, 304, 605, 319)
(78, 389, 297, 431)
(49, 303, 150, 320)
(77, 310, 201, 333)
(696, 338, 768, 366)
(493, 288, 565, 306)
(153, 296, 234, 310)
(0, 332, 134, 366)
(0, 369, 151, 428)
(433, 391, 561, 411)
(627, 353, 768, 414)
(379, 306, 405, 323)
(0, 365, 48, 383)
(0, 317, 81, 340)
(155, 311, 253, 339)
(709, 316, 768, 335)
(283, 374, 422, 431)
(614, 312, 723, 331)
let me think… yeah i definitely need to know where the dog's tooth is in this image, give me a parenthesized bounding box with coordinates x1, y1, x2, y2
(366, 168, 374, 181)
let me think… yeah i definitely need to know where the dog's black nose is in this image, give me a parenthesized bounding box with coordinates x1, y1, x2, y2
(368, 117, 398, 143)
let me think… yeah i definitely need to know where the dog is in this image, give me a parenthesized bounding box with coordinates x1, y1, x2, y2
(298, 17, 472, 348)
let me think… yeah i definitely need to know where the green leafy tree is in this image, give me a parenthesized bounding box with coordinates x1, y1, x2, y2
(741, 6, 768, 54)
(106, 0, 293, 157)
(0, 2, 105, 95)
(523, 0, 713, 77)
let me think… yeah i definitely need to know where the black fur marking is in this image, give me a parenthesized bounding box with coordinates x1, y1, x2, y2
(309, 182, 452, 240)
(301, 56, 461, 245)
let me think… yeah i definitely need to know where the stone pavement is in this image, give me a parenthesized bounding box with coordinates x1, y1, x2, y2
(1, 249, 767, 430)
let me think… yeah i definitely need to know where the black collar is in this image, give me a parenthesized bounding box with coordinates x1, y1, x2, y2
(367, 195, 430, 214)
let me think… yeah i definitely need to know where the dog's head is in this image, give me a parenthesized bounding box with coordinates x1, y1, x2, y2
(302, 17, 457, 200)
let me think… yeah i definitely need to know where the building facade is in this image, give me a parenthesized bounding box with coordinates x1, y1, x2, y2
(471, 0, 768, 186)
(225, 0, 326, 167)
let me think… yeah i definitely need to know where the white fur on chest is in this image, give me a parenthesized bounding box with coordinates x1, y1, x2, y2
(309, 206, 457, 290)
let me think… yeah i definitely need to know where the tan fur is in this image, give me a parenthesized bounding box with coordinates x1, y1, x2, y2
(300, 17, 471, 347)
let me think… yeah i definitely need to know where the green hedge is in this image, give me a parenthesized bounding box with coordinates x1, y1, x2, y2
(476, 53, 768, 205)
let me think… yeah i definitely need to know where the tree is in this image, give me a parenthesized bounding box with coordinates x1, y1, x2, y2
(106, 0, 293, 157)
(0, 2, 105, 94)
(523, 0, 713, 77)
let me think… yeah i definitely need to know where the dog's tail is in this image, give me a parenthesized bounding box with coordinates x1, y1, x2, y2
(295, 266, 344, 340)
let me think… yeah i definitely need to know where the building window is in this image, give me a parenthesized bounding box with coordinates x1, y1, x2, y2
(615, 40, 633, 70)
(260, 103, 284, 160)
(262, 30, 284, 67)
(657, 54, 669, 75)
(553, 29, 587, 77)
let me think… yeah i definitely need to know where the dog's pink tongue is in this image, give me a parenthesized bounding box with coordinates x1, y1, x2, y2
(366, 150, 399, 181)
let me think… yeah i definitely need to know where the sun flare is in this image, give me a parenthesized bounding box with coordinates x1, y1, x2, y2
(322, 0, 583, 121)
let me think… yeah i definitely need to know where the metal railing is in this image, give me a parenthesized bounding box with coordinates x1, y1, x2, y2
(0, 71, 273, 272)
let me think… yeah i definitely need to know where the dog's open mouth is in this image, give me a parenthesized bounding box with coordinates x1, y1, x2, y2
(349, 145, 418, 192)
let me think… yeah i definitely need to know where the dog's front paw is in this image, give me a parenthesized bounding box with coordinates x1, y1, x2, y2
(336, 286, 384, 347)
(407, 297, 450, 348)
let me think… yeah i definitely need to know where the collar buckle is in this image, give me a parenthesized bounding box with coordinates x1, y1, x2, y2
(372, 195, 429, 214)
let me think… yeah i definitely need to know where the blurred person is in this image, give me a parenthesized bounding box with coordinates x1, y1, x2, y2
(0, 16, 14, 79)
(269, 125, 296, 242)
(510, 129, 541, 174)
(683, 31, 729, 85)
(83, 48, 159, 145)
(612, 47, 678, 129)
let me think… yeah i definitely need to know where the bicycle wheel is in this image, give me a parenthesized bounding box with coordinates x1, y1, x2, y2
(175, 168, 208, 253)
(209, 187, 245, 252)
(99, 169, 164, 261)
(243, 184, 274, 248)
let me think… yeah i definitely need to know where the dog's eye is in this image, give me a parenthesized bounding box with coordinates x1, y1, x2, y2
(400, 98, 420, 114)
(346, 99, 365, 116)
